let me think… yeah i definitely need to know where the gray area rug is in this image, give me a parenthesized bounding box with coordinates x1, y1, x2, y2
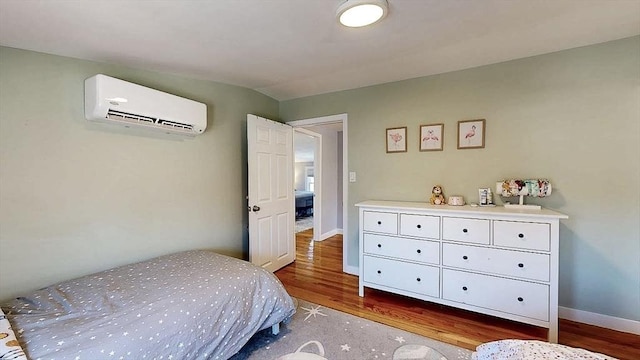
(295, 216, 314, 233)
(232, 299, 473, 360)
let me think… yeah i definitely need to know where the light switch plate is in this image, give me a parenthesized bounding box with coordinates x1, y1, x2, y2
(349, 172, 356, 182)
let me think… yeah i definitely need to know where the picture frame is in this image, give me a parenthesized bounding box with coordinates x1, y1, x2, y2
(386, 126, 407, 153)
(457, 119, 485, 149)
(419, 123, 444, 151)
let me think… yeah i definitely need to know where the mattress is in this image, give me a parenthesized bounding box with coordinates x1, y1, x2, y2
(1, 250, 296, 360)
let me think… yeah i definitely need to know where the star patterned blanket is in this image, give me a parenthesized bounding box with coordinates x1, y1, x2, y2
(1, 250, 296, 360)
(472, 339, 616, 359)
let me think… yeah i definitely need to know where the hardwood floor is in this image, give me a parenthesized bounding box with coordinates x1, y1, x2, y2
(276, 230, 640, 359)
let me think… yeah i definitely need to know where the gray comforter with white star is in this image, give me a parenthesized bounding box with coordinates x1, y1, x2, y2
(1, 250, 296, 360)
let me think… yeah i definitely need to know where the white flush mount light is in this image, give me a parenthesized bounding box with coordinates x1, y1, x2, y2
(337, 0, 388, 28)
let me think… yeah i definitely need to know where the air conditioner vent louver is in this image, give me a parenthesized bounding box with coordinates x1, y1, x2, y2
(107, 109, 155, 124)
(157, 119, 194, 131)
(85, 74, 207, 136)
(107, 109, 194, 132)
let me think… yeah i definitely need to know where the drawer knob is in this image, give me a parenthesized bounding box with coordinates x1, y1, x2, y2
(463, 255, 468, 260)
(462, 228, 468, 233)
(517, 297, 524, 302)
(377, 270, 381, 274)
(416, 249, 421, 254)
(417, 224, 422, 229)
(377, 244, 382, 248)
(377, 221, 382, 225)
(518, 263, 524, 268)
(462, 286, 468, 291)
(416, 277, 421, 282)
(518, 233, 524, 238)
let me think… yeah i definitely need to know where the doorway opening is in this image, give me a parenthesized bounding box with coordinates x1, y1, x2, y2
(288, 113, 353, 275)
(294, 128, 321, 240)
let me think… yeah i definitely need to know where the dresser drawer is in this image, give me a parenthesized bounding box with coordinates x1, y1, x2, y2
(494, 221, 550, 251)
(363, 211, 398, 234)
(442, 243, 550, 282)
(363, 234, 439, 265)
(363, 256, 439, 297)
(400, 214, 440, 239)
(442, 217, 490, 244)
(442, 269, 549, 321)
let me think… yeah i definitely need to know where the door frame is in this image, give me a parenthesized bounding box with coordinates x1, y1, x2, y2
(287, 113, 355, 275)
(294, 127, 322, 241)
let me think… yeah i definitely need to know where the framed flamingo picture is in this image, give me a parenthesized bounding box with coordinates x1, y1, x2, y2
(386, 126, 407, 153)
(457, 119, 485, 149)
(420, 123, 444, 151)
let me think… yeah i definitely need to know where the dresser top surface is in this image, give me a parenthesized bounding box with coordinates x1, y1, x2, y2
(356, 200, 568, 220)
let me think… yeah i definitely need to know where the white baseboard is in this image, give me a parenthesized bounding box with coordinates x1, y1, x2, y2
(559, 306, 640, 335)
(317, 228, 342, 241)
(344, 264, 358, 276)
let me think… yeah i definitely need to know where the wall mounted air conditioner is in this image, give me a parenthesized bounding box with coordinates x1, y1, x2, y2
(84, 74, 207, 136)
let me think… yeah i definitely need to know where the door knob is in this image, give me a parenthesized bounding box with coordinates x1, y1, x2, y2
(252, 205, 261, 212)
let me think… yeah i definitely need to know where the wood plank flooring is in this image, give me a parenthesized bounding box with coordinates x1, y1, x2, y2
(275, 231, 640, 360)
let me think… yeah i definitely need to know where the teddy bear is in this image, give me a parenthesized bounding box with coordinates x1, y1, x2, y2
(430, 185, 446, 205)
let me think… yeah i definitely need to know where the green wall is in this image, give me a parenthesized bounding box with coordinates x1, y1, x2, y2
(0, 47, 279, 300)
(280, 36, 640, 321)
(1, 37, 638, 323)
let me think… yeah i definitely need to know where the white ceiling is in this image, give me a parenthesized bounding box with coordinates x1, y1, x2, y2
(0, 0, 639, 101)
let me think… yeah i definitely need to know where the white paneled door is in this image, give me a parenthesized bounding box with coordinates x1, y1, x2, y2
(247, 114, 295, 272)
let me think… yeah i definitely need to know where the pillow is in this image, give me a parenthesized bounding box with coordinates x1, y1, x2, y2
(473, 339, 615, 360)
(0, 307, 27, 360)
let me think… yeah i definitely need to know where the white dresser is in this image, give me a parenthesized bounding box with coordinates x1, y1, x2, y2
(356, 200, 568, 342)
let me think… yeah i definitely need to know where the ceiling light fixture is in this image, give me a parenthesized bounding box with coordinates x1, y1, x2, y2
(337, 0, 388, 28)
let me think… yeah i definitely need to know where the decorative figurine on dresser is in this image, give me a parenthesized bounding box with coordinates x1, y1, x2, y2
(497, 179, 552, 210)
(430, 185, 446, 205)
(356, 198, 568, 343)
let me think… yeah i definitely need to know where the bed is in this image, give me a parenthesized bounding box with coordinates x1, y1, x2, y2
(0, 250, 296, 360)
(295, 190, 314, 218)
